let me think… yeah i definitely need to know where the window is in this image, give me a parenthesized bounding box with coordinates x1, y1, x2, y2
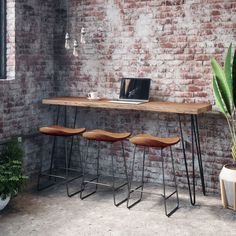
(0, 0, 6, 79)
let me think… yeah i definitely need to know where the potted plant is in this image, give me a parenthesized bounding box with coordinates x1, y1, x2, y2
(0, 138, 28, 211)
(211, 44, 236, 210)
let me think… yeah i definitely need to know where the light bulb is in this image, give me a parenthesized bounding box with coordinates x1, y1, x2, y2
(80, 27, 86, 44)
(73, 40, 79, 57)
(65, 33, 71, 49)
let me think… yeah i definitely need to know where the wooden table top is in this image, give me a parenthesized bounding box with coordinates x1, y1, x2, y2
(42, 97, 212, 115)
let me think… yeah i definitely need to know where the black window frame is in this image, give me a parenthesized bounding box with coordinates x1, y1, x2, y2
(0, 0, 6, 79)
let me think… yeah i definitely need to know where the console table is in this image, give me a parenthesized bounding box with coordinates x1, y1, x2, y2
(43, 96, 212, 205)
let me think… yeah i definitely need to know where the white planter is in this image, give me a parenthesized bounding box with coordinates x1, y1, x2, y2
(219, 164, 236, 211)
(0, 195, 11, 211)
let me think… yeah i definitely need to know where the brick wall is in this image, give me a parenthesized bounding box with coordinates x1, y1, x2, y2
(1, 0, 235, 193)
(54, 0, 236, 194)
(0, 0, 56, 173)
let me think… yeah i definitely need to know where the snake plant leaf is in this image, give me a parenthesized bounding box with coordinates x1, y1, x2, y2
(213, 77, 228, 116)
(224, 43, 232, 96)
(233, 49, 236, 106)
(211, 57, 233, 115)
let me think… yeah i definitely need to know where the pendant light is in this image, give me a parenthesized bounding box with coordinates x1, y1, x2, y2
(65, 0, 71, 49)
(73, 40, 79, 57)
(80, 0, 86, 45)
(80, 27, 86, 44)
(65, 33, 71, 49)
(65, 0, 86, 55)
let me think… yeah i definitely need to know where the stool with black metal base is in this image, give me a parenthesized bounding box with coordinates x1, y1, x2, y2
(80, 129, 131, 207)
(37, 125, 86, 197)
(128, 134, 180, 217)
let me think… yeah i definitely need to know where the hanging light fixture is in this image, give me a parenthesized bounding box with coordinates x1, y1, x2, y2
(80, 27, 86, 44)
(65, 32, 71, 49)
(64, 0, 86, 55)
(65, 0, 71, 49)
(73, 40, 79, 57)
(80, 0, 86, 45)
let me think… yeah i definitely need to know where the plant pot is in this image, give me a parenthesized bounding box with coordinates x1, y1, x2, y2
(219, 164, 236, 211)
(0, 195, 11, 211)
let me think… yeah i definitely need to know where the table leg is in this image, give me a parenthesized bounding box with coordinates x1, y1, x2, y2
(68, 107, 78, 168)
(50, 105, 61, 175)
(192, 115, 206, 195)
(178, 115, 195, 205)
(56, 105, 60, 124)
(178, 114, 206, 205)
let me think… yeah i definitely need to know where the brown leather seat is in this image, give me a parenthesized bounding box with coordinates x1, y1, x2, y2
(129, 134, 180, 148)
(82, 129, 131, 142)
(39, 125, 86, 136)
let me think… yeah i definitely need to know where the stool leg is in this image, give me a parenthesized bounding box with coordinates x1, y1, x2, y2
(127, 146, 146, 209)
(80, 140, 100, 200)
(161, 147, 179, 217)
(65, 137, 69, 192)
(65, 136, 84, 197)
(111, 141, 129, 207)
(77, 137, 83, 174)
(37, 145, 44, 191)
(170, 146, 179, 208)
(49, 136, 56, 176)
(37, 136, 57, 191)
(140, 147, 146, 199)
(68, 136, 74, 169)
(96, 142, 100, 191)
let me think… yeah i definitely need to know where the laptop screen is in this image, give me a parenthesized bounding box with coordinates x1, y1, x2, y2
(119, 78, 151, 100)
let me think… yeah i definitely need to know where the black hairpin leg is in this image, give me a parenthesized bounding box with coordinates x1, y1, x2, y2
(190, 115, 196, 204)
(50, 105, 61, 177)
(68, 107, 78, 168)
(192, 115, 206, 195)
(178, 114, 194, 205)
(178, 114, 206, 206)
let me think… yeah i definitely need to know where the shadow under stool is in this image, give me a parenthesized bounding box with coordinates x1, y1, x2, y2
(127, 134, 180, 217)
(37, 125, 86, 197)
(80, 129, 131, 207)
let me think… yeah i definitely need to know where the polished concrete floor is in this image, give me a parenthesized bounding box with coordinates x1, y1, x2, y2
(0, 181, 236, 236)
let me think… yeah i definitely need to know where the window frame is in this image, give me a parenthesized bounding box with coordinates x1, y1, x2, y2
(0, 0, 6, 79)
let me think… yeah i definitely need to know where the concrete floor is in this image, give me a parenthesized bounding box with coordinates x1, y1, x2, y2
(0, 181, 236, 236)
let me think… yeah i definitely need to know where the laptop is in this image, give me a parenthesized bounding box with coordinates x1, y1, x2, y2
(109, 78, 151, 104)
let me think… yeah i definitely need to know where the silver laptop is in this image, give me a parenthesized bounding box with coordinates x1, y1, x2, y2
(109, 78, 151, 104)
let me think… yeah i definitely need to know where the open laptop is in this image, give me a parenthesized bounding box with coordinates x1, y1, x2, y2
(109, 78, 151, 104)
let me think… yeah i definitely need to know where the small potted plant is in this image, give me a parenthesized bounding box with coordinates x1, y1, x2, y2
(211, 44, 236, 210)
(0, 138, 28, 211)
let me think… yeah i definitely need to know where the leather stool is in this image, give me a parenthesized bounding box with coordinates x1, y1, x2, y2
(38, 125, 86, 197)
(80, 129, 131, 206)
(128, 134, 180, 217)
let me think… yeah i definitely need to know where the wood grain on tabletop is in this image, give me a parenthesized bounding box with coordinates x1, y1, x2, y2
(42, 96, 212, 115)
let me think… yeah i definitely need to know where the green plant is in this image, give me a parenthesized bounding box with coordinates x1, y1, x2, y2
(0, 139, 28, 199)
(211, 44, 236, 162)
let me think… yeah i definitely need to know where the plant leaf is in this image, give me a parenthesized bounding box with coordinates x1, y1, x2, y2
(232, 139, 236, 162)
(211, 57, 233, 115)
(225, 44, 232, 96)
(233, 49, 236, 107)
(212, 77, 227, 116)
